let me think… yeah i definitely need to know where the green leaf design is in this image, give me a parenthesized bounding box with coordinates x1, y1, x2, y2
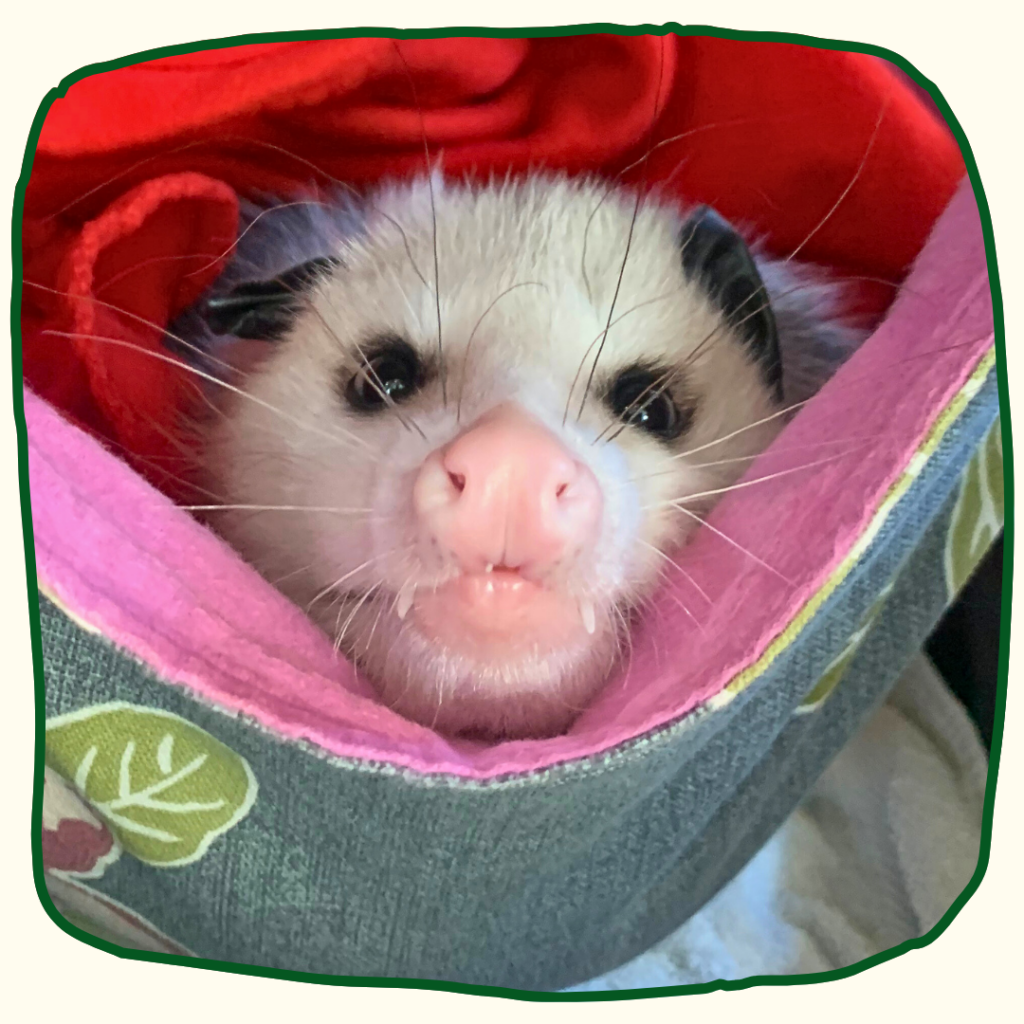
(46, 703, 258, 867)
(797, 583, 893, 714)
(945, 419, 1004, 597)
(797, 645, 860, 713)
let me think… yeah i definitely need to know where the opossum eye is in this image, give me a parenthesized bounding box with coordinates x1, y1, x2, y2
(343, 335, 425, 412)
(680, 206, 783, 401)
(606, 366, 690, 441)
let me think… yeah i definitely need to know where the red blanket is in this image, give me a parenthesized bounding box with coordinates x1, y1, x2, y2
(19, 34, 964, 489)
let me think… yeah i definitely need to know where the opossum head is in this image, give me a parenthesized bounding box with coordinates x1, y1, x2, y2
(198, 175, 837, 740)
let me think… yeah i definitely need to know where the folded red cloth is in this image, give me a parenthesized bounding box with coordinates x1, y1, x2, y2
(20, 34, 964, 491)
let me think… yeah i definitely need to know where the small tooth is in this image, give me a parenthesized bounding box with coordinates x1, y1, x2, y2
(579, 599, 596, 635)
(396, 585, 416, 620)
(485, 563, 494, 573)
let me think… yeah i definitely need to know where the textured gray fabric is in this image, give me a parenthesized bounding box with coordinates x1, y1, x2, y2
(38, 366, 1000, 990)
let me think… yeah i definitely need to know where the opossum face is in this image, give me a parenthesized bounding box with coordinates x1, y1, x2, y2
(199, 176, 788, 739)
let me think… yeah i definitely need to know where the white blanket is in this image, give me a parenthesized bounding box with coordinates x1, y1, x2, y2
(571, 654, 988, 989)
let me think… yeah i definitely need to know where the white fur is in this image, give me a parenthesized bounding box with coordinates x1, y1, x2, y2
(197, 175, 845, 739)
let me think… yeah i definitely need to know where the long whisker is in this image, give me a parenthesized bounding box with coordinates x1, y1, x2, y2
(268, 563, 316, 588)
(591, 103, 894, 453)
(330, 596, 352, 657)
(44, 134, 431, 289)
(595, 216, 703, 449)
(614, 118, 757, 181)
(25, 279, 238, 377)
(669, 332, 991, 465)
(205, 137, 429, 290)
(674, 506, 795, 586)
(307, 542, 416, 614)
(44, 140, 219, 220)
(85, 419, 228, 494)
(306, 556, 383, 612)
(637, 538, 712, 605)
(222, 144, 430, 288)
(580, 115, 756, 302)
(673, 268, 826, 396)
(40, 329, 373, 454)
(592, 247, 855, 449)
(391, 40, 445, 405)
(595, 258, 949, 452)
(334, 583, 383, 654)
(359, 592, 389, 657)
(673, 401, 813, 461)
(96, 252, 234, 296)
(573, 36, 668, 424)
(180, 504, 374, 514)
(656, 447, 873, 506)
(457, 281, 550, 424)
(562, 284, 686, 429)
(609, 602, 632, 660)
(575, 186, 643, 423)
(642, 563, 707, 637)
(612, 441, 877, 492)
(786, 97, 889, 264)
(663, 591, 707, 635)
(671, 434, 885, 473)
(186, 201, 341, 282)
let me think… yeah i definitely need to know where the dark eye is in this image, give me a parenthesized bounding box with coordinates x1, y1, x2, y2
(606, 366, 689, 441)
(343, 335, 424, 413)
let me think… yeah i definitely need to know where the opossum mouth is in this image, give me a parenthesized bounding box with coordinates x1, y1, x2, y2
(405, 570, 596, 661)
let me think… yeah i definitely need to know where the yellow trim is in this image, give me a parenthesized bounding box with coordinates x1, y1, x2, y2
(722, 346, 997, 698)
(38, 582, 105, 637)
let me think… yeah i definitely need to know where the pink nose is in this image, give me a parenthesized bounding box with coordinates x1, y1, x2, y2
(413, 403, 603, 575)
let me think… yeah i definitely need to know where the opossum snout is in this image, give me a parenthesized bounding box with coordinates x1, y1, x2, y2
(412, 402, 603, 577)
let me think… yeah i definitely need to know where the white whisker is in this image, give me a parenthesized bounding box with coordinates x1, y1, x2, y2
(684, 435, 882, 471)
(672, 401, 811, 460)
(41, 329, 373, 454)
(674, 506, 795, 586)
(25, 279, 238, 376)
(181, 504, 373, 514)
(637, 539, 712, 605)
(306, 557, 381, 611)
(786, 99, 889, 264)
(656, 448, 872, 507)
(664, 592, 707, 636)
(334, 583, 382, 654)
(458, 281, 550, 424)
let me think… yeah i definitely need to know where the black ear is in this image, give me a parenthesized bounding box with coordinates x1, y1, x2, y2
(202, 256, 341, 341)
(680, 206, 783, 400)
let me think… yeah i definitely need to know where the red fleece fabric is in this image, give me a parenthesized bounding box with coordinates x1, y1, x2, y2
(20, 35, 964, 492)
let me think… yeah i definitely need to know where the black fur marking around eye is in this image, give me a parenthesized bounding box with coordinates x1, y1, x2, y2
(202, 256, 341, 341)
(342, 334, 426, 413)
(680, 206, 783, 400)
(605, 364, 694, 442)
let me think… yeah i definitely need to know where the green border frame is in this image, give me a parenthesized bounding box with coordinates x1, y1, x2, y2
(12, 21, 1013, 1000)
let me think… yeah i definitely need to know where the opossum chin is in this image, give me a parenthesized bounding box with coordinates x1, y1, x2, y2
(348, 593, 622, 740)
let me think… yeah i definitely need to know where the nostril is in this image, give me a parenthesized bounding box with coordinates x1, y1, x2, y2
(554, 462, 579, 501)
(448, 471, 466, 494)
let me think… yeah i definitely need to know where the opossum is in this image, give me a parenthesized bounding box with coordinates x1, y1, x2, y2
(174, 173, 860, 741)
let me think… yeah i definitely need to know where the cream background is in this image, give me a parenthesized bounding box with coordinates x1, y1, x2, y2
(1, 3, 1019, 1019)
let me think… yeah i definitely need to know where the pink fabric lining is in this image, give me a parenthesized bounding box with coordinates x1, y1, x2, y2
(26, 177, 993, 779)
